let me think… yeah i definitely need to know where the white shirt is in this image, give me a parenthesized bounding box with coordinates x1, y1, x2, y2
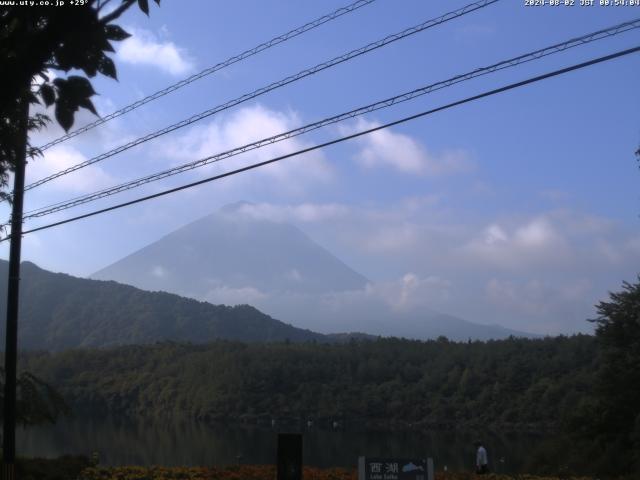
(476, 446, 488, 466)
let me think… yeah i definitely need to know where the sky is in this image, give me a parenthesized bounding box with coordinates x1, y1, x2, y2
(2, 0, 639, 335)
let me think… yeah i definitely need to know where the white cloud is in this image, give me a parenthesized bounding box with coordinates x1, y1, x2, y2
(234, 202, 348, 223)
(151, 265, 167, 278)
(204, 272, 454, 334)
(158, 105, 333, 194)
(559, 211, 614, 235)
(225, 201, 433, 254)
(212, 201, 636, 291)
(363, 223, 419, 253)
(116, 28, 194, 75)
(324, 273, 451, 313)
(358, 128, 426, 173)
(402, 194, 442, 212)
(485, 277, 594, 332)
(224, 201, 638, 334)
(471, 181, 496, 197)
(23, 232, 43, 251)
(342, 118, 474, 175)
(28, 93, 132, 152)
(483, 224, 508, 245)
(381, 273, 452, 310)
(514, 218, 561, 248)
(486, 279, 549, 315)
(31, 69, 57, 92)
(202, 285, 268, 306)
(26, 145, 114, 194)
(625, 235, 640, 255)
(462, 216, 569, 269)
(285, 269, 302, 282)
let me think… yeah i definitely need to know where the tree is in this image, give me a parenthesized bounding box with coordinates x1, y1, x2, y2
(589, 278, 640, 474)
(0, 0, 160, 197)
(1, 1, 160, 471)
(0, 368, 68, 426)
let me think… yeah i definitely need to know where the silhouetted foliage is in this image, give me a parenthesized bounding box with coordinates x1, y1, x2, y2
(0, 367, 69, 426)
(585, 278, 640, 475)
(526, 278, 640, 478)
(0, 0, 159, 198)
(16, 455, 91, 480)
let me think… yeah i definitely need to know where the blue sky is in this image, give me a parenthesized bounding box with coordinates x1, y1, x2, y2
(2, 0, 639, 335)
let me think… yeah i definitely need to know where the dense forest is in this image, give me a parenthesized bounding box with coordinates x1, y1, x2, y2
(20, 335, 596, 432)
(18, 328, 640, 477)
(6, 272, 640, 477)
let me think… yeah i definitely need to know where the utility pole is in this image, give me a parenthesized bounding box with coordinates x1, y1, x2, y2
(2, 94, 29, 480)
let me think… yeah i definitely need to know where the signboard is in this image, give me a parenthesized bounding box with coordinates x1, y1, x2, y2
(358, 457, 434, 480)
(277, 433, 302, 480)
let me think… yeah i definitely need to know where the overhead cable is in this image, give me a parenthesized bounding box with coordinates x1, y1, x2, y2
(7, 45, 638, 240)
(21, 18, 640, 220)
(21, 0, 499, 194)
(35, 0, 379, 152)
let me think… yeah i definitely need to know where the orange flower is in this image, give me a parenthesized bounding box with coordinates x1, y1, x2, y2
(78, 465, 597, 480)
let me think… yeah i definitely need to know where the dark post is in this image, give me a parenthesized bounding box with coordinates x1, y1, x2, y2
(277, 433, 302, 480)
(2, 94, 29, 479)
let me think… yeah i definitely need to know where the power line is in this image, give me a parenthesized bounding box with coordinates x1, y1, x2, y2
(21, 0, 499, 194)
(35, 0, 378, 152)
(8, 45, 638, 241)
(21, 18, 640, 221)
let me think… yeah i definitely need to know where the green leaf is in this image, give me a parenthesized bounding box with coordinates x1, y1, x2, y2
(97, 56, 117, 80)
(78, 97, 98, 116)
(65, 76, 96, 98)
(27, 91, 39, 105)
(81, 52, 100, 77)
(52, 76, 99, 130)
(55, 101, 75, 132)
(104, 24, 131, 41)
(138, 0, 149, 15)
(102, 40, 115, 53)
(40, 84, 55, 107)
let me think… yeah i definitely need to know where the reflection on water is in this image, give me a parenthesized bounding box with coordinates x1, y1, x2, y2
(18, 417, 540, 472)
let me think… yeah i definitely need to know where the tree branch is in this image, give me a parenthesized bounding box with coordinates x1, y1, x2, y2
(99, 0, 136, 24)
(97, 0, 116, 13)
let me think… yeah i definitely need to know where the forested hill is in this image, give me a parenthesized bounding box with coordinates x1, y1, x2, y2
(20, 335, 596, 432)
(0, 260, 327, 350)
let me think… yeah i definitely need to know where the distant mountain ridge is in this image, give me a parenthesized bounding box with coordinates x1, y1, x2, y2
(0, 260, 333, 351)
(90, 204, 537, 341)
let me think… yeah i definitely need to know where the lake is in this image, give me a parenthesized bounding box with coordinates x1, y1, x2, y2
(17, 416, 541, 473)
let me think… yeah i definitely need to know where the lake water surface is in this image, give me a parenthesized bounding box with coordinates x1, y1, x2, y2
(18, 417, 541, 473)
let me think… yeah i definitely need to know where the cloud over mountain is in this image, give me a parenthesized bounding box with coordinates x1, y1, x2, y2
(92, 203, 535, 340)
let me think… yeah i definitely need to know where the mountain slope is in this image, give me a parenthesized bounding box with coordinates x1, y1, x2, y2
(90, 205, 537, 341)
(92, 204, 368, 298)
(0, 260, 326, 350)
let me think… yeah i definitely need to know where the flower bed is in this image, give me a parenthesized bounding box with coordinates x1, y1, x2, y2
(77, 465, 596, 480)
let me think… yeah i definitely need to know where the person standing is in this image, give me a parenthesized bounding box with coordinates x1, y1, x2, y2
(474, 441, 489, 474)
